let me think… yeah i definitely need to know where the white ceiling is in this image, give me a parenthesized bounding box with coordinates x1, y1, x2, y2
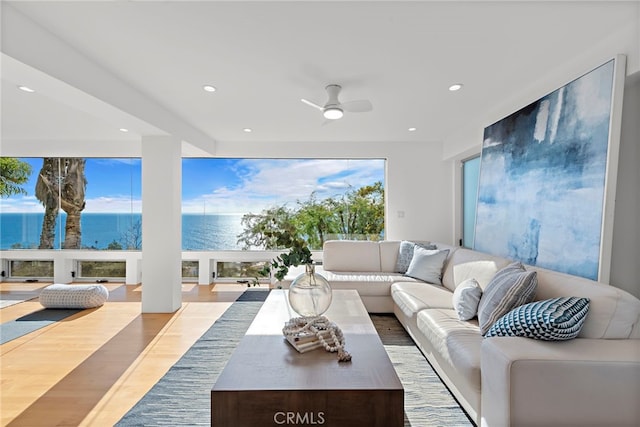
(2, 1, 639, 153)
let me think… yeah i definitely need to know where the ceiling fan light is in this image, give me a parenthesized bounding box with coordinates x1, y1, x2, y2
(323, 107, 343, 120)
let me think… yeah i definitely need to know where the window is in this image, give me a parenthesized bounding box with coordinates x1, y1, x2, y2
(0, 157, 140, 250)
(77, 261, 126, 279)
(9, 260, 54, 278)
(216, 261, 268, 281)
(181, 158, 385, 250)
(462, 156, 480, 248)
(1, 157, 384, 251)
(182, 261, 199, 279)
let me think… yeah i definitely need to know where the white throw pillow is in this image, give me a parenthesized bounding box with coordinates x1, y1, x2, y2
(452, 278, 482, 321)
(395, 240, 437, 273)
(404, 247, 450, 285)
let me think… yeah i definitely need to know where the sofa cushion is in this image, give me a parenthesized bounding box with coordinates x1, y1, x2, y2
(417, 309, 482, 398)
(379, 240, 402, 272)
(405, 248, 449, 284)
(394, 240, 437, 273)
(441, 247, 511, 293)
(530, 266, 640, 339)
(322, 240, 382, 272)
(322, 271, 419, 297)
(478, 262, 538, 335)
(485, 297, 590, 340)
(452, 278, 482, 321)
(391, 281, 455, 318)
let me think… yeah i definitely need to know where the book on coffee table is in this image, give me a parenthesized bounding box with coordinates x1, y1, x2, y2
(285, 330, 335, 353)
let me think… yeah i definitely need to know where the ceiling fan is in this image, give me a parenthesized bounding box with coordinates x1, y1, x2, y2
(301, 84, 373, 120)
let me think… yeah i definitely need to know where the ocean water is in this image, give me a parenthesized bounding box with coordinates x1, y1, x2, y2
(0, 213, 245, 250)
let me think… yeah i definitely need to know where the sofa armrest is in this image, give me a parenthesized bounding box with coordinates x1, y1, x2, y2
(481, 337, 640, 427)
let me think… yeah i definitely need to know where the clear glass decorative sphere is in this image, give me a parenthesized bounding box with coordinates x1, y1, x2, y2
(288, 264, 332, 317)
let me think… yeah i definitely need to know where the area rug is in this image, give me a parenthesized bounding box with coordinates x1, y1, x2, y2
(0, 308, 83, 345)
(116, 289, 271, 426)
(116, 290, 473, 426)
(373, 314, 474, 426)
(0, 293, 38, 309)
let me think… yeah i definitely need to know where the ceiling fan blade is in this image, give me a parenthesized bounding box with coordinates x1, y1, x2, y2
(301, 98, 324, 111)
(340, 99, 373, 113)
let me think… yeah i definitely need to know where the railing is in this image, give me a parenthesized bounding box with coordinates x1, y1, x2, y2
(0, 249, 324, 285)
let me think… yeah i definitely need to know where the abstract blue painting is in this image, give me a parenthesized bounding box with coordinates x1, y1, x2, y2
(474, 59, 617, 280)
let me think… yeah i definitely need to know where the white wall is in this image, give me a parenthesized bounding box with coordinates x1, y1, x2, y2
(610, 73, 640, 298)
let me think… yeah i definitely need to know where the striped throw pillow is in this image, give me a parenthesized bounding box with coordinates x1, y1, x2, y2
(478, 262, 537, 335)
(484, 297, 590, 340)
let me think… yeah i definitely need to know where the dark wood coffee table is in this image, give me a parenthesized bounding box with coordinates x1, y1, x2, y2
(211, 289, 404, 427)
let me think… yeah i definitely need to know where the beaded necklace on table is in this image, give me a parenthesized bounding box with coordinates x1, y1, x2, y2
(283, 316, 352, 362)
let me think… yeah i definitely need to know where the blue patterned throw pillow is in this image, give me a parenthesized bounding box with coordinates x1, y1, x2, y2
(484, 297, 590, 340)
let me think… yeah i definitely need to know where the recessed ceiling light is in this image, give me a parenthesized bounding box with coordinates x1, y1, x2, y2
(18, 85, 35, 93)
(449, 83, 463, 91)
(119, 128, 129, 133)
(203, 85, 216, 92)
(243, 128, 252, 133)
(408, 127, 417, 132)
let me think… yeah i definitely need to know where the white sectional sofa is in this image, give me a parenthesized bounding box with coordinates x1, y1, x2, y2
(301, 240, 640, 427)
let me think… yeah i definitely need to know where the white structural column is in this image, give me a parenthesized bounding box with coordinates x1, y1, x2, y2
(141, 136, 182, 313)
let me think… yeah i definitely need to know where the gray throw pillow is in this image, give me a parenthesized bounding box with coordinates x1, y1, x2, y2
(395, 240, 437, 273)
(404, 247, 450, 285)
(478, 262, 538, 335)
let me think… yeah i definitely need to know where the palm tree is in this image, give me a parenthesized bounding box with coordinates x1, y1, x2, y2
(59, 159, 86, 249)
(35, 158, 87, 249)
(35, 158, 60, 249)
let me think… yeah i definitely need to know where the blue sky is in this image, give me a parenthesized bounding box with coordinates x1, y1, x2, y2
(1, 158, 385, 214)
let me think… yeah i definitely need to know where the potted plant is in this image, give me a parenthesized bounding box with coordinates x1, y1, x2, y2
(259, 238, 313, 285)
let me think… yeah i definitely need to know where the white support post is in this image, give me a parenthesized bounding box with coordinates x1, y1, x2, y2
(141, 135, 182, 312)
(53, 254, 74, 284)
(126, 257, 142, 285)
(198, 256, 214, 285)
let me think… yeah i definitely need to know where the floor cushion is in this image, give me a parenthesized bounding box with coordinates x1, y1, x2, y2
(39, 284, 109, 309)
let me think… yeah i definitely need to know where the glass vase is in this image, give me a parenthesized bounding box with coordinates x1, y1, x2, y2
(288, 264, 332, 317)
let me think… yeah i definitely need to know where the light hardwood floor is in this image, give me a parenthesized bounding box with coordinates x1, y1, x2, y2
(0, 281, 256, 426)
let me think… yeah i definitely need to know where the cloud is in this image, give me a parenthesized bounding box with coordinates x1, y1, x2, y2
(0, 196, 43, 213)
(0, 195, 142, 214)
(4, 158, 384, 214)
(85, 196, 142, 213)
(182, 159, 384, 214)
